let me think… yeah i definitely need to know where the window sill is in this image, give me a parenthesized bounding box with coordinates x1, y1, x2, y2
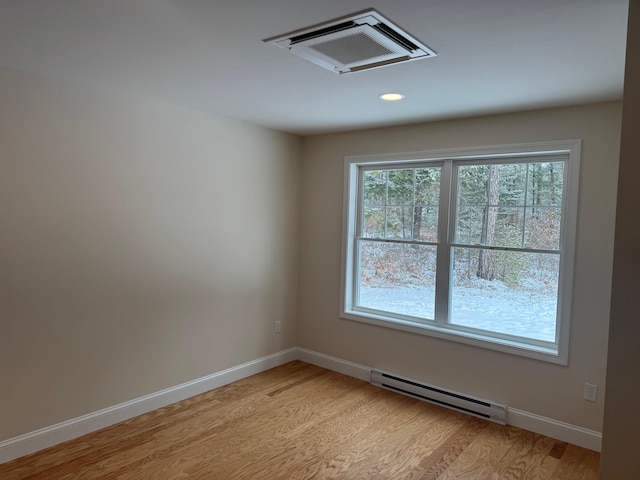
(341, 308, 567, 365)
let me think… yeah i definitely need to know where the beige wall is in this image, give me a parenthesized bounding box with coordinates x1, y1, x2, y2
(0, 65, 301, 441)
(601, 1, 640, 477)
(0, 58, 624, 449)
(299, 102, 621, 432)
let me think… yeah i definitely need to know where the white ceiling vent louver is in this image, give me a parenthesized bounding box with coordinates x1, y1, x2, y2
(264, 9, 436, 74)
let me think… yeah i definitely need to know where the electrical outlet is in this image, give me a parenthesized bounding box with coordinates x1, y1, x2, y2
(274, 321, 281, 334)
(584, 383, 597, 402)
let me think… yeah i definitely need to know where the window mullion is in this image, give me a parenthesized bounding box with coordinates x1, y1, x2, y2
(434, 159, 453, 326)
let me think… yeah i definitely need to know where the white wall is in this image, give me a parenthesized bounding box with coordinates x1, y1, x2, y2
(299, 102, 621, 432)
(0, 65, 301, 441)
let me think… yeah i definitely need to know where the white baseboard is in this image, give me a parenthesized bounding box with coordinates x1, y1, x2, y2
(296, 348, 602, 452)
(0, 346, 602, 464)
(0, 347, 298, 464)
(296, 348, 371, 381)
(507, 408, 602, 452)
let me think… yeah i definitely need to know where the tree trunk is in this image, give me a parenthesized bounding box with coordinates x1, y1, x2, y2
(477, 165, 501, 280)
(413, 206, 423, 239)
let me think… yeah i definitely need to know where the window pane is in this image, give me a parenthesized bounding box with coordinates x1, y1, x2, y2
(455, 161, 565, 249)
(415, 168, 441, 205)
(450, 247, 559, 342)
(385, 206, 414, 240)
(363, 170, 387, 208)
(526, 162, 564, 206)
(524, 207, 561, 250)
(362, 207, 385, 237)
(455, 206, 485, 244)
(388, 169, 414, 206)
(362, 166, 440, 242)
(494, 207, 525, 248)
(413, 206, 439, 242)
(458, 164, 489, 206)
(498, 163, 527, 205)
(357, 240, 436, 320)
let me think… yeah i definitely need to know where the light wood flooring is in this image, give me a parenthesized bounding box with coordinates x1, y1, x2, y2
(0, 361, 600, 479)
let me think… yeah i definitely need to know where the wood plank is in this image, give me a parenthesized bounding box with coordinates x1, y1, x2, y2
(417, 417, 489, 480)
(552, 443, 600, 479)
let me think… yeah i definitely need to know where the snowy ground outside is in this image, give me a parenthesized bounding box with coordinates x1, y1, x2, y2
(359, 281, 557, 342)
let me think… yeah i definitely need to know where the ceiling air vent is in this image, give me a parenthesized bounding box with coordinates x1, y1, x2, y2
(264, 9, 436, 74)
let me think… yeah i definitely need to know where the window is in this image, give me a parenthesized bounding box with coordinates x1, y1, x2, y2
(341, 141, 580, 363)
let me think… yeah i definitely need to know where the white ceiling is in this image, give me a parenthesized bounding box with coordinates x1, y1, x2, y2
(0, 0, 629, 135)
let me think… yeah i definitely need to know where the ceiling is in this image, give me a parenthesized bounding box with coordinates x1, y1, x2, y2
(0, 0, 629, 135)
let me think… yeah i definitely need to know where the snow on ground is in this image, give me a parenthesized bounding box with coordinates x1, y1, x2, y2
(359, 281, 557, 342)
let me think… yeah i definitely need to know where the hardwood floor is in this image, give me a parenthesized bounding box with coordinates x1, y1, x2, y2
(0, 361, 600, 479)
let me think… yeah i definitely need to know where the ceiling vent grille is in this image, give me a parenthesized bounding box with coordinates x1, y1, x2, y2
(265, 9, 436, 74)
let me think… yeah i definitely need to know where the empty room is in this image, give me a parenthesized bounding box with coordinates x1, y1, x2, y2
(1, 1, 638, 478)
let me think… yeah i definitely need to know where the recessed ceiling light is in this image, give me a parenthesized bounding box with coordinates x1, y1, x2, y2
(379, 93, 405, 101)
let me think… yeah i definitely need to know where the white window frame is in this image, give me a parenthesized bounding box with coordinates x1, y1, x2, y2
(340, 140, 581, 364)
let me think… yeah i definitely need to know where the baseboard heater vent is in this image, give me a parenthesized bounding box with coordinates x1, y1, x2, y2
(370, 370, 507, 424)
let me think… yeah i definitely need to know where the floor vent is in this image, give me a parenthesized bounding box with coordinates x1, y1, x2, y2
(264, 9, 436, 74)
(371, 370, 507, 424)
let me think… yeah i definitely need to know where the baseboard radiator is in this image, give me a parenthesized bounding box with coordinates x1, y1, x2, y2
(370, 370, 507, 425)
